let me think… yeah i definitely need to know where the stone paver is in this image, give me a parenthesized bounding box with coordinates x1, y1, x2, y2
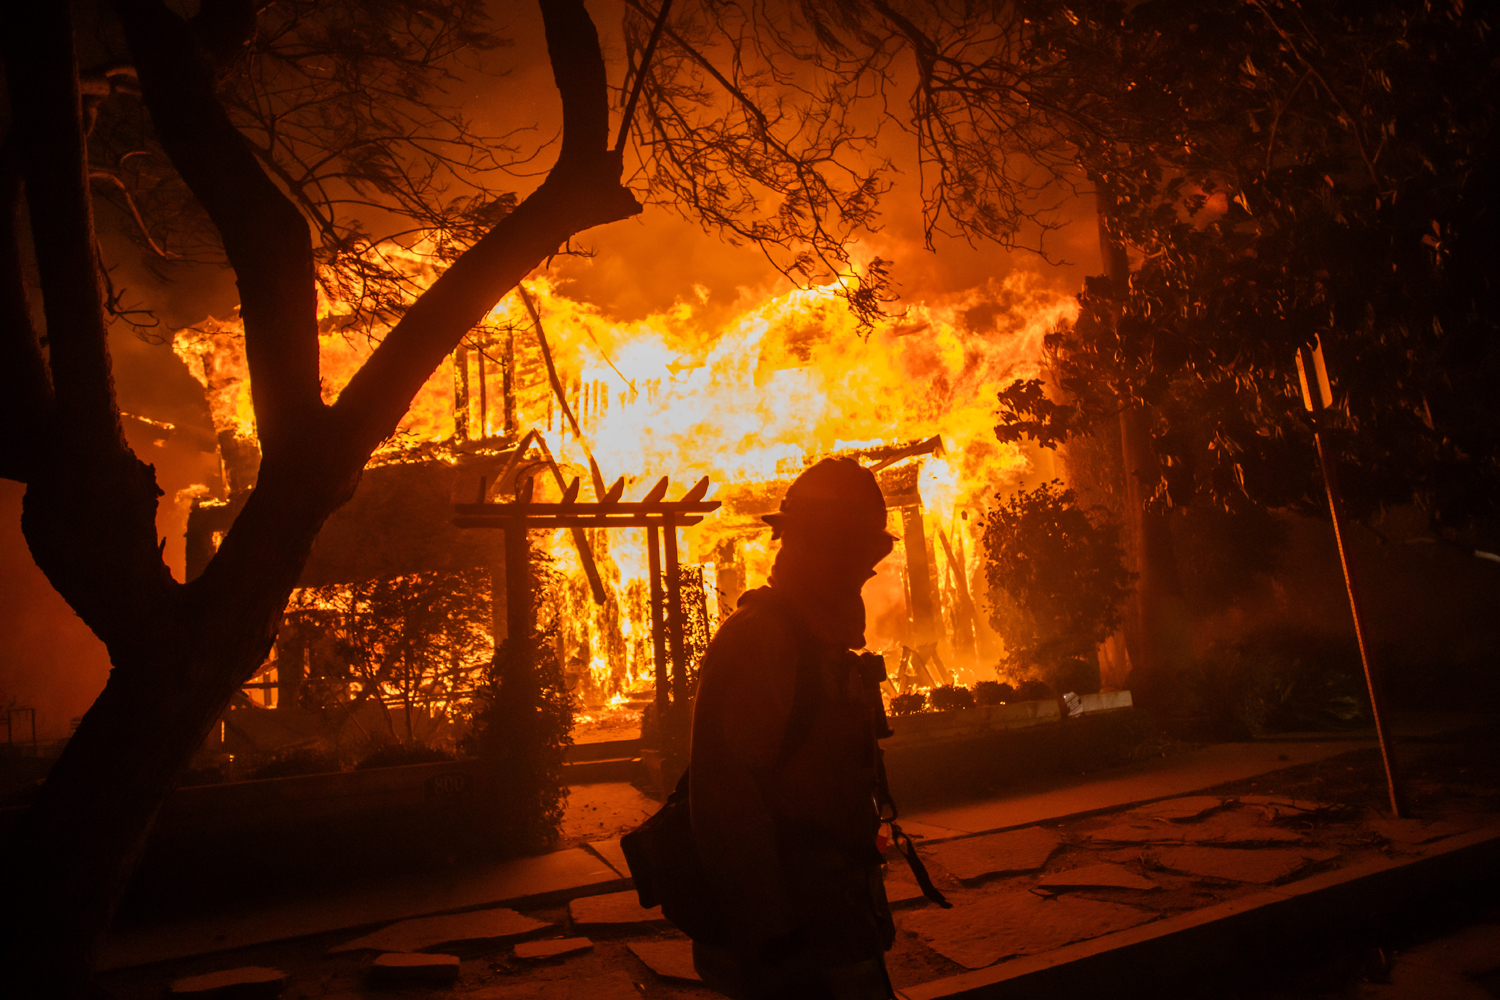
(923, 826, 1060, 882)
(1138, 796, 1228, 822)
(568, 890, 664, 929)
(514, 937, 594, 960)
(468, 971, 643, 999)
(369, 952, 460, 986)
(627, 938, 700, 981)
(1035, 863, 1158, 891)
(1182, 811, 1308, 845)
(1153, 846, 1337, 884)
(899, 891, 1156, 969)
(1086, 820, 1177, 845)
(897, 820, 967, 842)
(168, 966, 286, 996)
(884, 869, 928, 906)
(103, 847, 617, 970)
(906, 739, 1377, 836)
(331, 908, 550, 953)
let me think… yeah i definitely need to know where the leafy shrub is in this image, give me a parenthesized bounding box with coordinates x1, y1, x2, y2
(982, 482, 1133, 687)
(355, 741, 453, 770)
(928, 684, 976, 712)
(890, 691, 927, 715)
(463, 551, 574, 853)
(1014, 678, 1056, 701)
(251, 745, 344, 779)
(1189, 625, 1368, 737)
(973, 680, 1014, 706)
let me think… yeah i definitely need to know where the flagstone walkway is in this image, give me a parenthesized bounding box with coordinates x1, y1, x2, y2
(99, 714, 1499, 1000)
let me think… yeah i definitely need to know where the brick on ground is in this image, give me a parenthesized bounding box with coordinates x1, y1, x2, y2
(1153, 846, 1338, 884)
(514, 937, 594, 960)
(627, 939, 701, 981)
(899, 891, 1156, 969)
(923, 827, 1060, 882)
(168, 966, 286, 997)
(331, 908, 550, 953)
(369, 952, 460, 986)
(569, 890, 665, 929)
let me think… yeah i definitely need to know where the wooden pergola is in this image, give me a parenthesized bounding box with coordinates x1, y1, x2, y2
(453, 471, 720, 724)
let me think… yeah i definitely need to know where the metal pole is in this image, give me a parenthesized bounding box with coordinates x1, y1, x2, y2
(646, 524, 670, 726)
(1312, 426, 1405, 817)
(1297, 342, 1404, 817)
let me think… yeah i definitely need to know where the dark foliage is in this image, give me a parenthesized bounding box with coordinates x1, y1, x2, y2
(288, 568, 492, 740)
(890, 691, 926, 716)
(982, 481, 1134, 681)
(928, 684, 975, 712)
(1014, 678, 1056, 702)
(972, 680, 1014, 706)
(1189, 624, 1368, 738)
(995, 0, 1500, 530)
(249, 745, 343, 780)
(462, 555, 574, 853)
(355, 741, 455, 770)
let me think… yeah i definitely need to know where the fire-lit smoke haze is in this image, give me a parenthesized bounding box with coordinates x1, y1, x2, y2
(0, 0, 1110, 732)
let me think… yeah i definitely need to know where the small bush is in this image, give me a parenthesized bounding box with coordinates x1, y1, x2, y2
(1190, 626, 1368, 738)
(928, 684, 976, 712)
(973, 680, 1014, 706)
(1014, 678, 1056, 701)
(251, 745, 344, 779)
(890, 691, 927, 715)
(355, 741, 454, 770)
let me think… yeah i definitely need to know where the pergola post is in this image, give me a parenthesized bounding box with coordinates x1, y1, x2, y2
(503, 518, 531, 663)
(453, 486, 722, 752)
(663, 514, 690, 727)
(646, 525, 670, 724)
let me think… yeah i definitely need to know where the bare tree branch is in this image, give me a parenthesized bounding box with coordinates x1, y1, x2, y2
(331, 0, 641, 457)
(114, 0, 323, 457)
(1, 2, 122, 455)
(0, 143, 54, 484)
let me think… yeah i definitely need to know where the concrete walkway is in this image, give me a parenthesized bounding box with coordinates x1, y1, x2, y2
(97, 721, 1450, 973)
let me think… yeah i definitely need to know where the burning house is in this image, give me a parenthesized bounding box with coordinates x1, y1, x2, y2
(175, 247, 1077, 755)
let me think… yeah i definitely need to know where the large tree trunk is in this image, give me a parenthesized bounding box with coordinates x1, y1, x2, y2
(1094, 187, 1191, 707)
(0, 1, 640, 992)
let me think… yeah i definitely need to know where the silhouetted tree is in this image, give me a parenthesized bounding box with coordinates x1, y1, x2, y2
(0, 0, 639, 988)
(982, 481, 1133, 691)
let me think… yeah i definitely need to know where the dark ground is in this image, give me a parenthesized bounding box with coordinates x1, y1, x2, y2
(93, 718, 1500, 999)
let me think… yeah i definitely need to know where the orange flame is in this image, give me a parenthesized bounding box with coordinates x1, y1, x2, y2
(174, 238, 1077, 699)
